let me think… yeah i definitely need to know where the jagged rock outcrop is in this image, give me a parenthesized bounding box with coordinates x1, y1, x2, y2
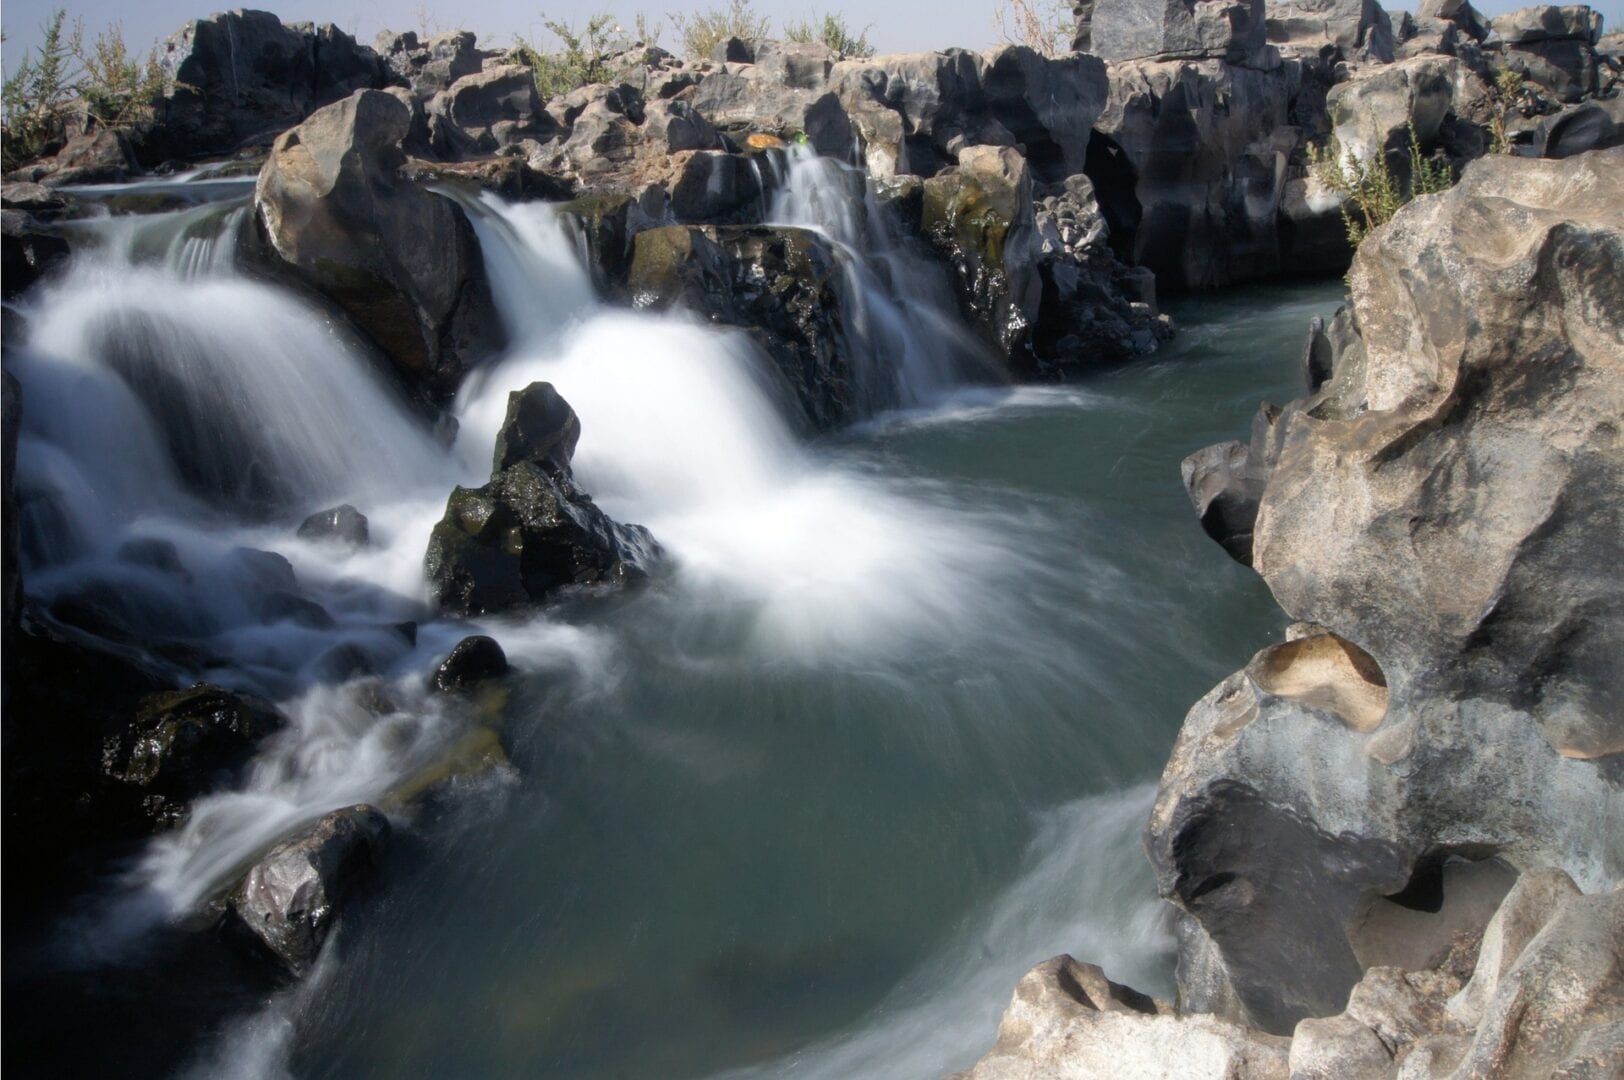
(1073, 0, 1276, 67)
(958, 868, 1622, 1079)
(424, 382, 657, 616)
(1324, 54, 1491, 181)
(628, 224, 857, 428)
(251, 89, 502, 399)
(921, 145, 1042, 364)
(1489, 3, 1605, 102)
(1154, 149, 1624, 1034)
(1266, 0, 1396, 62)
(149, 9, 389, 163)
(375, 29, 482, 99)
(232, 804, 391, 974)
(101, 684, 285, 828)
(428, 64, 559, 158)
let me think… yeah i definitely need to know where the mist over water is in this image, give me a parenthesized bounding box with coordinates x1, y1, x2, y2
(6, 163, 1343, 1078)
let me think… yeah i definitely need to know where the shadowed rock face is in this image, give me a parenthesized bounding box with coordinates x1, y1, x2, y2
(959, 867, 1620, 1079)
(151, 10, 389, 163)
(252, 89, 502, 401)
(1152, 149, 1624, 1034)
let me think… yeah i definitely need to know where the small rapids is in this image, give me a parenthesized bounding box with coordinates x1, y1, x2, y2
(5, 158, 1338, 1079)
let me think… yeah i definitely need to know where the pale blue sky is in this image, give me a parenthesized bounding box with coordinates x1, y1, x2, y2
(4, 1, 1618, 74)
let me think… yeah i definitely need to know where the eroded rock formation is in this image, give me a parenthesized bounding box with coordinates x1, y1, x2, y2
(1156, 147, 1623, 1032)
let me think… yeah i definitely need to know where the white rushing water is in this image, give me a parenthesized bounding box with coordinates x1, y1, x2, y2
(11, 155, 1187, 1079)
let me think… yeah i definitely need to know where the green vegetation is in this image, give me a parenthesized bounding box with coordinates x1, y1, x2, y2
(785, 12, 874, 58)
(513, 12, 662, 100)
(994, 0, 1073, 57)
(3, 8, 172, 170)
(1307, 121, 1454, 248)
(1489, 68, 1525, 155)
(669, 0, 771, 60)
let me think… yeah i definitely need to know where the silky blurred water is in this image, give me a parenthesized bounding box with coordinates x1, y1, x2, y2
(263, 282, 1345, 1080)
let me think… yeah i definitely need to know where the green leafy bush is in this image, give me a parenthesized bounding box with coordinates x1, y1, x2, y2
(513, 11, 663, 100)
(1307, 121, 1454, 248)
(1489, 68, 1525, 155)
(3, 11, 76, 169)
(785, 12, 874, 58)
(2, 9, 171, 170)
(669, 0, 771, 60)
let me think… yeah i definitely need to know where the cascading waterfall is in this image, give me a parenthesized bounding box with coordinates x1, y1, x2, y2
(765, 144, 1003, 413)
(0, 153, 1321, 1080)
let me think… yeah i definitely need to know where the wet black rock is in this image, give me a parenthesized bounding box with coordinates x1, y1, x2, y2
(433, 635, 510, 693)
(426, 384, 658, 616)
(491, 382, 581, 474)
(628, 224, 856, 430)
(232, 804, 391, 975)
(102, 684, 285, 827)
(297, 504, 370, 548)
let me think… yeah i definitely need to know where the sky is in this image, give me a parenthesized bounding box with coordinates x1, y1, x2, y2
(3, 0, 1620, 75)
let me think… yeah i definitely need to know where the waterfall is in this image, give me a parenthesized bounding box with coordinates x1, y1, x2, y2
(451, 189, 1026, 660)
(766, 144, 1003, 413)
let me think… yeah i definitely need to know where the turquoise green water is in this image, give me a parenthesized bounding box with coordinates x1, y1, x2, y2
(250, 281, 1344, 1079)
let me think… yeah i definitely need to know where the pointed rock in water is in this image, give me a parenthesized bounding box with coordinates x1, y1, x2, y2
(426, 384, 658, 616)
(233, 805, 391, 976)
(102, 684, 285, 828)
(251, 89, 502, 400)
(297, 504, 370, 548)
(425, 463, 658, 616)
(433, 635, 509, 693)
(492, 383, 581, 474)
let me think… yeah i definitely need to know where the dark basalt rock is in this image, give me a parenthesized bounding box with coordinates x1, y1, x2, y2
(628, 224, 856, 430)
(251, 89, 502, 401)
(149, 10, 390, 164)
(102, 684, 285, 827)
(491, 382, 580, 474)
(425, 384, 657, 616)
(297, 504, 370, 548)
(433, 635, 510, 693)
(232, 804, 391, 975)
(2, 210, 71, 300)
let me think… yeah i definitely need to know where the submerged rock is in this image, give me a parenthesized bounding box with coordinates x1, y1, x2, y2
(252, 89, 502, 400)
(433, 635, 510, 693)
(233, 804, 391, 974)
(1154, 149, 1624, 1033)
(425, 382, 658, 616)
(102, 684, 284, 827)
(297, 504, 370, 548)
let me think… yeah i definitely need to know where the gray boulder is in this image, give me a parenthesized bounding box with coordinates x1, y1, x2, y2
(1154, 149, 1624, 1034)
(233, 804, 390, 974)
(297, 504, 369, 548)
(961, 868, 1620, 1079)
(253, 89, 502, 399)
(1073, 0, 1274, 66)
(429, 64, 558, 157)
(1489, 4, 1605, 102)
(1265, 0, 1396, 61)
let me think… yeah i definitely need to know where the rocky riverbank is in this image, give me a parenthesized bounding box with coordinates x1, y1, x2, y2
(956, 142, 1623, 1079)
(1, 0, 1620, 1075)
